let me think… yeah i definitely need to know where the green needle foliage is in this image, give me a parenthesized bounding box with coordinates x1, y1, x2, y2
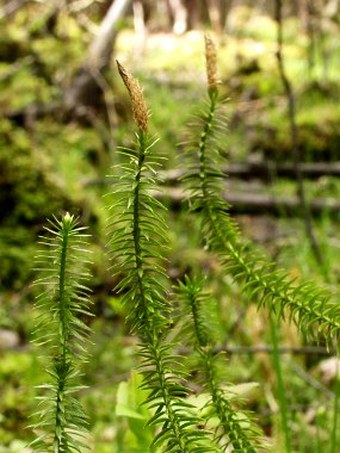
(27, 36, 339, 452)
(175, 276, 264, 452)
(182, 36, 340, 349)
(106, 62, 217, 452)
(29, 213, 93, 452)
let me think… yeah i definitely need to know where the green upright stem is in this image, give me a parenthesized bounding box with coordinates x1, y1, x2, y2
(203, 351, 257, 452)
(59, 225, 69, 358)
(269, 313, 292, 453)
(54, 221, 71, 452)
(30, 214, 91, 452)
(152, 339, 188, 452)
(330, 357, 339, 453)
(181, 279, 258, 451)
(133, 131, 149, 331)
(131, 130, 191, 452)
(199, 90, 218, 195)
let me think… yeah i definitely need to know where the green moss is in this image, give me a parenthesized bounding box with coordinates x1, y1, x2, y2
(0, 119, 100, 288)
(0, 351, 38, 447)
(0, 120, 73, 226)
(0, 228, 36, 289)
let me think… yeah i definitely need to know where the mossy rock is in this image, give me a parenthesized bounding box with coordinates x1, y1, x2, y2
(248, 112, 340, 163)
(0, 119, 85, 288)
(0, 29, 29, 63)
(0, 120, 74, 226)
(0, 228, 36, 290)
(298, 121, 340, 161)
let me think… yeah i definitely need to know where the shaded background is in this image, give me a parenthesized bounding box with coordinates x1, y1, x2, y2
(0, 0, 339, 451)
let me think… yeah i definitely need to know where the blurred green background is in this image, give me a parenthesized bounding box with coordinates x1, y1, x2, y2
(0, 1, 339, 451)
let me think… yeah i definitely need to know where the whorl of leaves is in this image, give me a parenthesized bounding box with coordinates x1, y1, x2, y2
(30, 213, 92, 452)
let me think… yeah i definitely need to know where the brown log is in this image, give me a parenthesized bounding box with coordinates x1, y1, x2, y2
(161, 161, 340, 183)
(156, 187, 340, 217)
(85, 161, 340, 188)
(0, 0, 27, 20)
(64, 0, 132, 111)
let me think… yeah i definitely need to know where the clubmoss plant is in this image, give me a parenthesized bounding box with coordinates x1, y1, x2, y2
(106, 38, 339, 452)
(175, 275, 264, 452)
(106, 61, 217, 452)
(28, 34, 340, 452)
(182, 35, 340, 349)
(29, 213, 93, 452)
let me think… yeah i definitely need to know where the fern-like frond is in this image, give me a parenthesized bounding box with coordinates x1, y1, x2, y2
(203, 211, 339, 346)
(107, 123, 218, 451)
(182, 87, 340, 349)
(175, 276, 265, 452)
(30, 213, 92, 452)
(106, 133, 169, 334)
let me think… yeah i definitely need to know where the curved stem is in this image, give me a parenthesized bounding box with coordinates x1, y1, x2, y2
(274, 0, 325, 273)
(269, 312, 292, 453)
(195, 93, 339, 342)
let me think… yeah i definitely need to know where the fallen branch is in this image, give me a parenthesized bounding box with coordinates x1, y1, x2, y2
(157, 187, 340, 217)
(213, 345, 334, 356)
(161, 161, 340, 183)
(0, 0, 27, 20)
(64, 0, 132, 111)
(85, 161, 340, 187)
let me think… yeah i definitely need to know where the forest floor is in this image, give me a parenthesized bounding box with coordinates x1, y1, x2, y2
(0, 9, 340, 452)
